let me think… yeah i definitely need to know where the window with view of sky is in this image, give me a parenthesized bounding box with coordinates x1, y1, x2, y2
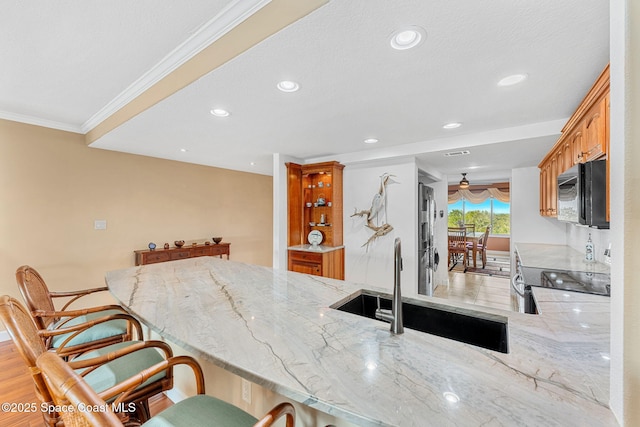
(448, 198, 510, 235)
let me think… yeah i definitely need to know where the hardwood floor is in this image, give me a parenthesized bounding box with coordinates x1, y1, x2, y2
(434, 251, 514, 312)
(0, 340, 172, 427)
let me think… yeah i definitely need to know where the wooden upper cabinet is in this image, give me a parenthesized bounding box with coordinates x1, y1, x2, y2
(563, 123, 583, 168)
(538, 144, 563, 217)
(538, 63, 610, 218)
(539, 155, 558, 216)
(582, 95, 607, 162)
(286, 161, 344, 247)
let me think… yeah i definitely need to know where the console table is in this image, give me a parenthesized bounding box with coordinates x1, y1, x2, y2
(134, 243, 230, 266)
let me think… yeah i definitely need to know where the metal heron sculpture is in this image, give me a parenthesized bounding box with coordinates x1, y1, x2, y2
(351, 173, 399, 248)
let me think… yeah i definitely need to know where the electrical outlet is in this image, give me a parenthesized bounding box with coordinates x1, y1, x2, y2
(94, 220, 107, 230)
(241, 379, 251, 404)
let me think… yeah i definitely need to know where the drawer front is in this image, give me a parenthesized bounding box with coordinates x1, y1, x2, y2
(289, 260, 322, 276)
(170, 250, 191, 260)
(142, 252, 171, 264)
(192, 247, 211, 257)
(210, 246, 228, 256)
(289, 250, 323, 264)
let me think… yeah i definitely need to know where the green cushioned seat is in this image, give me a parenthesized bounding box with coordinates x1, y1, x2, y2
(145, 394, 258, 427)
(50, 309, 128, 349)
(74, 341, 167, 396)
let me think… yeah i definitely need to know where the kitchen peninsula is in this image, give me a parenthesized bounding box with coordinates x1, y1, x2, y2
(106, 257, 617, 426)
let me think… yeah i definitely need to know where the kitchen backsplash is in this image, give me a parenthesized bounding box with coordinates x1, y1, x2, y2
(566, 225, 611, 264)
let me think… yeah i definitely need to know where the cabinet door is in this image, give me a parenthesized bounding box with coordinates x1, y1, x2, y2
(288, 251, 323, 276)
(539, 163, 548, 216)
(548, 155, 558, 216)
(571, 126, 584, 164)
(582, 96, 607, 161)
(562, 140, 572, 172)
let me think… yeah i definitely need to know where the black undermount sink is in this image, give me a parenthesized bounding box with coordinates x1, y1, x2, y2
(331, 290, 509, 353)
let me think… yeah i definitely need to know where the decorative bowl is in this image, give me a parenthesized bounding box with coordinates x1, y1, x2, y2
(174, 240, 185, 248)
(212, 237, 223, 244)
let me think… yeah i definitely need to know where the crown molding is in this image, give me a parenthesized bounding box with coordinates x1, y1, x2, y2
(0, 110, 83, 134)
(80, 0, 272, 134)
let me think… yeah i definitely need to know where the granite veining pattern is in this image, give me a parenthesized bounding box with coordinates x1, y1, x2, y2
(106, 257, 617, 426)
(515, 243, 610, 273)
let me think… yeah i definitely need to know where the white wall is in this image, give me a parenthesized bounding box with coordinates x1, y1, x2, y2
(343, 158, 418, 296)
(510, 167, 567, 247)
(566, 225, 611, 264)
(609, 1, 640, 424)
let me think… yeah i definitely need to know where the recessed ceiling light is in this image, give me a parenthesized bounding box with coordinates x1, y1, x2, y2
(390, 26, 426, 50)
(497, 74, 528, 87)
(179, 148, 188, 153)
(250, 162, 256, 166)
(443, 122, 462, 129)
(364, 138, 379, 144)
(210, 108, 230, 117)
(277, 80, 300, 92)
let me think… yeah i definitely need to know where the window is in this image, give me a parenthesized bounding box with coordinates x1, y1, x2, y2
(448, 198, 510, 235)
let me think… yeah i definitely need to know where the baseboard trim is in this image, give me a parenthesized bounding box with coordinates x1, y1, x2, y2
(0, 331, 10, 342)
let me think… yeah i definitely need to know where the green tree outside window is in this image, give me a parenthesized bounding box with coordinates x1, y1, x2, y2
(447, 198, 510, 235)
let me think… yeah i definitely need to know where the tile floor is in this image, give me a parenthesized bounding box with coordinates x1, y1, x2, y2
(433, 251, 514, 312)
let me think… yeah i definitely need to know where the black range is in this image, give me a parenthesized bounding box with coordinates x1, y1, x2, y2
(520, 267, 611, 297)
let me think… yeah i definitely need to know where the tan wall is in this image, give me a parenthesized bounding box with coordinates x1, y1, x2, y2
(0, 119, 273, 329)
(486, 236, 510, 252)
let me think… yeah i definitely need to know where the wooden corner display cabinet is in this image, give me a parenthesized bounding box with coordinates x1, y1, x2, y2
(286, 161, 345, 280)
(538, 63, 610, 219)
(135, 243, 230, 266)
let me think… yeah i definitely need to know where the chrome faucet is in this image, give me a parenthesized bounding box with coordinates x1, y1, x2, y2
(375, 237, 404, 334)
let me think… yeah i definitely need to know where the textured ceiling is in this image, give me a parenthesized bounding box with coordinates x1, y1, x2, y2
(0, 0, 234, 128)
(2, 1, 610, 181)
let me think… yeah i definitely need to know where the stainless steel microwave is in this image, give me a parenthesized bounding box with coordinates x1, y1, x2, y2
(557, 160, 609, 228)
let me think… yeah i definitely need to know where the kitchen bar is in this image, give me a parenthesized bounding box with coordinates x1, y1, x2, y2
(106, 256, 616, 426)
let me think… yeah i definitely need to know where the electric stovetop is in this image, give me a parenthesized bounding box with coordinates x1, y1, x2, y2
(520, 266, 610, 296)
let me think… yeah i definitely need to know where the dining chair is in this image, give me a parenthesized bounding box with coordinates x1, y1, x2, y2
(467, 226, 491, 268)
(477, 226, 491, 268)
(16, 265, 142, 358)
(0, 295, 176, 426)
(37, 350, 296, 427)
(464, 223, 475, 235)
(448, 227, 468, 270)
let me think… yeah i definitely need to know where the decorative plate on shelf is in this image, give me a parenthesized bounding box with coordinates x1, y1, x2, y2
(308, 230, 323, 246)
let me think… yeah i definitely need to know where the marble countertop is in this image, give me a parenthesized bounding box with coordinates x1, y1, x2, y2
(106, 257, 617, 426)
(515, 243, 610, 273)
(288, 244, 344, 253)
